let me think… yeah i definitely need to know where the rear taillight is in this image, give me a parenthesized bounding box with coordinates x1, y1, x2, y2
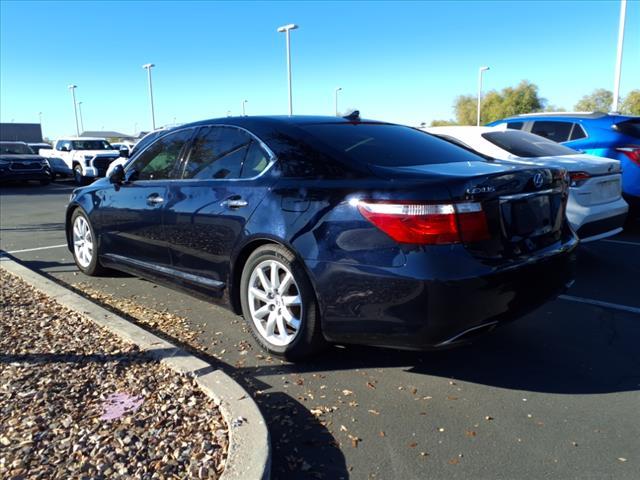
(569, 171, 590, 187)
(356, 201, 490, 245)
(616, 145, 640, 166)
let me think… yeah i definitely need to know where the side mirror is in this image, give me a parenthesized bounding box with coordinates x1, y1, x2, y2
(119, 147, 129, 158)
(109, 164, 125, 184)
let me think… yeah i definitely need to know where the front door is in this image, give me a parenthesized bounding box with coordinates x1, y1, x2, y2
(163, 125, 276, 297)
(99, 128, 194, 272)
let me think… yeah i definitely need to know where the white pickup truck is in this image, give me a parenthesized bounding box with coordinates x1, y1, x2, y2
(40, 137, 121, 185)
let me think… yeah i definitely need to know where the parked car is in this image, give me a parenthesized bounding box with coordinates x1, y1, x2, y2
(66, 115, 577, 359)
(39, 137, 120, 185)
(106, 129, 169, 177)
(426, 126, 628, 242)
(0, 141, 53, 185)
(487, 112, 640, 209)
(111, 142, 136, 157)
(27, 142, 53, 155)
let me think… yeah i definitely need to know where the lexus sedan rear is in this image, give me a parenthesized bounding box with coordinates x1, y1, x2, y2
(65, 116, 577, 359)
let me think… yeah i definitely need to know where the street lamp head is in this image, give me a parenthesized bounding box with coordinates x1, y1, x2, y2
(277, 23, 299, 32)
(142, 63, 155, 69)
(479, 66, 490, 72)
(336, 87, 342, 92)
(68, 84, 77, 90)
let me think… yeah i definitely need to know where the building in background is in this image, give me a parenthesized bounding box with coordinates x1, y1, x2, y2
(80, 130, 137, 143)
(0, 123, 43, 142)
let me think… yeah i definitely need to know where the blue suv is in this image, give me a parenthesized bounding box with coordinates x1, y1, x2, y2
(488, 113, 640, 208)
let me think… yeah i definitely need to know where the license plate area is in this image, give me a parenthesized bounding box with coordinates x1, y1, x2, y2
(501, 194, 553, 239)
(592, 178, 620, 204)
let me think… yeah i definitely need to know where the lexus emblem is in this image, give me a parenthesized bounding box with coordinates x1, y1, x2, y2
(533, 173, 544, 188)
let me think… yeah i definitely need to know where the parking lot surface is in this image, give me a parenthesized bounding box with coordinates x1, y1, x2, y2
(2, 181, 639, 480)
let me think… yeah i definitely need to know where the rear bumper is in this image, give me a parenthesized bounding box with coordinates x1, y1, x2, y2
(576, 213, 627, 241)
(311, 242, 577, 349)
(567, 196, 628, 241)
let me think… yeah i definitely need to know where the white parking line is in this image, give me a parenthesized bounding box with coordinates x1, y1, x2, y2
(0, 244, 68, 255)
(600, 239, 640, 246)
(559, 294, 640, 315)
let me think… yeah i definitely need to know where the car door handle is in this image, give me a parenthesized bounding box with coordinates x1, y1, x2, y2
(221, 197, 248, 209)
(146, 194, 164, 206)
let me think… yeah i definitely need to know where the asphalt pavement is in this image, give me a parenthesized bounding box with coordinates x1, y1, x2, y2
(1, 180, 639, 480)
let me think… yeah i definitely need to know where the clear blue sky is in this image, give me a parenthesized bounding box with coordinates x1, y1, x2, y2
(1, 0, 638, 139)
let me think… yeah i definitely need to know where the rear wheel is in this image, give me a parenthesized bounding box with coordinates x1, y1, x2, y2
(240, 244, 326, 360)
(71, 209, 105, 276)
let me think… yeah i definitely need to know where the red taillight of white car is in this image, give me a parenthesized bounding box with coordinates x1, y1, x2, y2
(569, 171, 591, 187)
(616, 145, 640, 166)
(356, 201, 490, 245)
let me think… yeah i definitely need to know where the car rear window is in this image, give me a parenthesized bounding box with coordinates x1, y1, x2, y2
(297, 123, 484, 166)
(614, 119, 640, 139)
(481, 130, 578, 158)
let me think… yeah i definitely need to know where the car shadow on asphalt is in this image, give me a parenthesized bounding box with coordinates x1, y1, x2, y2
(234, 305, 640, 396)
(0, 183, 75, 195)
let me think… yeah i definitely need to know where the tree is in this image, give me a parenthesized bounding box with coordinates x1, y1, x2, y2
(621, 90, 640, 116)
(452, 80, 545, 125)
(429, 119, 457, 127)
(574, 89, 613, 112)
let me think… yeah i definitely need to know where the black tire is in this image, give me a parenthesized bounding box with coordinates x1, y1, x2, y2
(70, 209, 106, 276)
(73, 164, 85, 186)
(240, 244, 326, 360)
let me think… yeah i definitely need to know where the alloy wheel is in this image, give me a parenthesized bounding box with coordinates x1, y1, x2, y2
(72, 215, 93, 268)
(247, 259, 302, 346)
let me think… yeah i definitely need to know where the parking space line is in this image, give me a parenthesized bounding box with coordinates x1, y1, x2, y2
(559, 294, 640, 315)
(600, 239, 640, 247)
(0, 244, 68, 255)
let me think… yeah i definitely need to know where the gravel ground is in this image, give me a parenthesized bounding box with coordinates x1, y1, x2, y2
(0, 269, 228, 479)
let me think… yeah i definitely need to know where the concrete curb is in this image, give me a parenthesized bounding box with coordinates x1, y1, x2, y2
(0, 257, 271, 480)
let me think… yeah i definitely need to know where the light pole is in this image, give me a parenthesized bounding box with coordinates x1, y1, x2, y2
(142, 63, 156, 130)
(242, 99, 248, 116)
(68, 84, 80, 136)
(77, 101, 85, 134)
(277, 23, 299, 116)
(334, 87, 342, 116)
(38, 112, 42, 124)
(477, 66, 490, 126)
(612, 0, 627, 112)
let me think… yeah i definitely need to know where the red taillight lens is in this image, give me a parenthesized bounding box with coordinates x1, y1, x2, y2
(357, 201, 489, 245)
(569, 171, 590, 187)
(616, 145, 640, 166)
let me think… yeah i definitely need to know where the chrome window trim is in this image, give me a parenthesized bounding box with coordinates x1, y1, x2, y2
(499, 187, 562, 202)
(124, 124, 278, 184)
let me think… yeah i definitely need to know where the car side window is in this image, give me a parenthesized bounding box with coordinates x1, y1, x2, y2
(129, 129, 192, 181)
(531, 121, 573, 142)
(182, 126, 251, 180)
(58, 140, 71, 151)
(569, 123, 587, 141)
(507, 122, 523, 130)
(241, 141, 271, 178)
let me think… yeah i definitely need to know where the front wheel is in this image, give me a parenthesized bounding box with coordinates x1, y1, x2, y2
(240, 244, 326, 360)
(73, 165, 85, 186)
(71, 209, 105, 276)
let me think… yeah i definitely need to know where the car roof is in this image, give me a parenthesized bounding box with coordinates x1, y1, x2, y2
(175, 114, 391, 130)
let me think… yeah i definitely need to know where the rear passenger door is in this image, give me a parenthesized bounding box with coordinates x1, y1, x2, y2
(163, 126, 276, 297)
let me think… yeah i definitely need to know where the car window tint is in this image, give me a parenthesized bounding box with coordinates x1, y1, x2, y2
(569, 124, 587, 141)
(298, 123, 484, 166)
(130, 129, 192, 181)
(241, 141, 271, 178)
(482, 130, 578, 158)
(530, 121, 573, 142)
(506, 122, 523, 130)
(183, 127, 250, 180)
(614, 119, 640, 139)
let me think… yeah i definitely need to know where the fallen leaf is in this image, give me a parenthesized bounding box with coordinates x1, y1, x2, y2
(618, 457, 627, 462)
(366, 382, 376, 389)
(342, 389, 353, 396)
(368, 409, 380, 416)
(340, 425, 348, 432)
(465, 430, 477, 437)
(420, 452, 429, 457)
(448, 458, 460, 465)
(408, 442, 417, 448)
(379, 431, 385, 437)
(485, 416, 493, 421)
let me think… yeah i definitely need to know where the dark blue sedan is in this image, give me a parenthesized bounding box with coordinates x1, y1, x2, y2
(66, 115, 577, 359)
